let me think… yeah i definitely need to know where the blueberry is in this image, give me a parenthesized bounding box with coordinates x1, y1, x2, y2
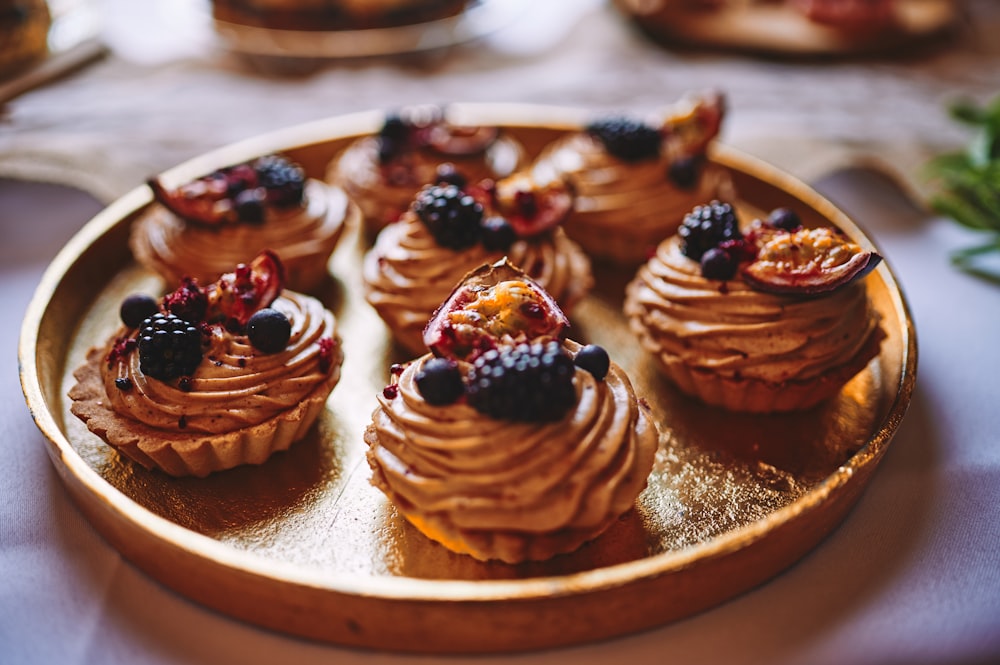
(234, 188, 266, 224)
(480, 216, 517, 251)
(120, 293, 159, 329)
(667, 155, 701, 190)
(435, 163, 467, 188)
(768, 207, 802, 232)
(415, 357, 465, 406)
(700, 247, 737, 280)
(574, 344, 610, 381)
(247, 308, 291, 353)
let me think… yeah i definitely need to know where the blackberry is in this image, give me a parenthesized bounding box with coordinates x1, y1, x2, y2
(413, 184, 484, 250)
(466, 341, 576, 423)
(137, 313, 203, 381)
(573, 344, 610, 381)
(247, 308, 291, 353)
(768, 207, 802, 232)
(255, 155, 305, 207)
(120, 293, 159, 329)
(700, 247, 737, 280)
(586, 117, 661, 162)
(415, 357, 465, 406)
(678, 200, 742, 261)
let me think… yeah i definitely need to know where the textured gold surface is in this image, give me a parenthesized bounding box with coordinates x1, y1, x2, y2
(22, 106, 916, 652)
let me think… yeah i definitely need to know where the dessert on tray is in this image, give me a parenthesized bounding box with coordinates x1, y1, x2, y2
(328, 105, 525, 237)
(131, 153, 354, 293)
(362, 170, 593, 355)
(209, 0, 470, 31)
(530, 90, 733, 265)
(364, 260, 659, 563)
(624, 201, 885, 412)
(69, 252, 344, 477)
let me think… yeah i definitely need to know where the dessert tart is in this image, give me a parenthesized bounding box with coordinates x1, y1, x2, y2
(328, 105, 525, 238)
(131, 153, 355, 293)
(68, 252, 344, 477)
(362, 170, 593, 355)
(623, 201, 885, 412)
(364, 259, 659, 563)
(530, 89, 734, 265)
(210, 0, 470, 31)
(0, 0, 50, 77)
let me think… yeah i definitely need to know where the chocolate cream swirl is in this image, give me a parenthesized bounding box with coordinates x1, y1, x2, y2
(362, 211, 592, 353)
(130, 180, 347, 287)
(624, 236, 882, 384)
(365, 344, 659, 537)
(103, 291, 339, 434)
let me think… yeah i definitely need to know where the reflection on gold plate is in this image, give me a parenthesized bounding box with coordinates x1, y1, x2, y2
(614, 0, 957, 56)
(20, 104, 916, 654)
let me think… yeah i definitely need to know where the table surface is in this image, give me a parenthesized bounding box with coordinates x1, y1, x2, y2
(3, 1, 1000, 663)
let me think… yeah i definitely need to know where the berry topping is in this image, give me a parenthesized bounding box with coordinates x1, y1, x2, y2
(120, 294, 159, 329)
(466, 341, 577, 422)
(318, 337, 337, 374)
(413, 183, 485, 250)
(246, 308, 291, 353)
(480, 216, 517, 251)
(423, 259, 569, 362)
(415, 357, 465, 406)
(435, 163, 467, 188)
(573, 344, 610, 381)
(204, 251, 285, 328)
(586, 117, 661, 162)
(700, 247, 738, 281)
(114, 377, 133, 391)
(148, 153, 306, 227)
(162, 277, 208, 323)
(667, 155, 702, 190)
(490, 173, 573, 239)
(768, 207, 803, 232)
(254, 154, 305, 207)
(137, 312, 203, 381)
(679, 200, 742, 261)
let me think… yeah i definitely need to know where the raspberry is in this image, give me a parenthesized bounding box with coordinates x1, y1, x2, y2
(466, 341, 576, 422)
(413, 184, 484, 250)
(586, 117, 661, 162)
(162, 277, 207, 323)
(137, 313, 203, 381)
(254, 155, 305, 207)
(678, 200, 742, 261)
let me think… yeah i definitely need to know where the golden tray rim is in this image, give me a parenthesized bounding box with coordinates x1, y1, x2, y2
(19, 103, 918, 653)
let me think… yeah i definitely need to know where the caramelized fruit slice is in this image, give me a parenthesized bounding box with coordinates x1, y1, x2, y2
(742, 226, 882, 295)
(489, 173, 573, 239)
(423, 258, 569, 361)
(205, 251, 286, 327)
(661, 89, 725, 157)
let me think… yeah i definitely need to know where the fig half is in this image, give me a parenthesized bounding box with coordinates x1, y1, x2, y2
(741, 226, 882, 296)
(205, 250, 286, 328)
(487, 172, 573, 239)
(423, 258, 569, 361)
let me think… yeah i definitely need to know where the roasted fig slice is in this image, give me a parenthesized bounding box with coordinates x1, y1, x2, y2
(204, 250, 286, 328)
(661, 89, 725, 158)
(423, 258, 569, 361)
(488, 173, 573, 239)
(741, 226, 882, 296)
(148, 155, 305, 227)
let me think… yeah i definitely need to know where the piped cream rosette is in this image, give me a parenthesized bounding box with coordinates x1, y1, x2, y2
(131, 179, 354, 293)
(364, 259, 658, 563)
(624, 229, 884, 413)
(69, 254, 344, 477)
(364, 340, 658, 563)
(531, 90, 734, 264)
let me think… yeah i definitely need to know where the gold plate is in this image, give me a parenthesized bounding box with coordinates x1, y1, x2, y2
(614, 0, 957, 57)
(20, 104, 916, 654)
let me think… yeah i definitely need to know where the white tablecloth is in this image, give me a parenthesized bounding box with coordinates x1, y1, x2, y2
(3, 1, 1000, 663)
